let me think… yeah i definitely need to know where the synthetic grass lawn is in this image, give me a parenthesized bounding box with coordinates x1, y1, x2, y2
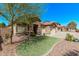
(16, 36, 59, 56)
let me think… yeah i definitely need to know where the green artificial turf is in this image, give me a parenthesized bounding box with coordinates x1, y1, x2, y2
(16, 36, 58, 56)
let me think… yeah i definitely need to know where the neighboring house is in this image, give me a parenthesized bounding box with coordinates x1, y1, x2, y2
(36, 22, 75, 36)
(67, 27, 76, 32)
(39, 22, 58, 36)
(57, 25, 68, 32)
(0, 21, 77, 39)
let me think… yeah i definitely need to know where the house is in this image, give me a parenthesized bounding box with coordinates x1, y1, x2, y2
(35, 22, 71, 36)
(12, 20, 41, 36)
(57, 25, 68, 32)
(67, 27, 76, 32)
(38, 22, 59, 36)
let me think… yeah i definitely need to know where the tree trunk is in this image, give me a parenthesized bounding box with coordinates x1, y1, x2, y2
(10, 16, 14, 44)
(28, 24, 30, 40)
(0, 28, 1, 35)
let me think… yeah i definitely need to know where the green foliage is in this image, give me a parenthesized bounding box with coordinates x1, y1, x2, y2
(67, 21, 77, 30)
(0, 23, 5, 27)
(0, 3, 44, 23)
(65, 33, 75, 41)
(41, 26, 46, 29)
(3, 33, 11, 44)
(5, 3, 42, 25)
(15, 14, 41, 26)
(0, 8, 10, 20)
(5, 33, 11, 39)
(30, 32, 36, 36)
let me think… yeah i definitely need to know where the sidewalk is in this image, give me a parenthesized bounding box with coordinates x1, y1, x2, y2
(48, 40, 79, 56)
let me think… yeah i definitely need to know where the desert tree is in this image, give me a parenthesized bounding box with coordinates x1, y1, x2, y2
(67, 21, 77, 30)
(3, 3, 45, 43)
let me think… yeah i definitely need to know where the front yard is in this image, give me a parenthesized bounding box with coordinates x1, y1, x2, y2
(16, 36, 58, 56)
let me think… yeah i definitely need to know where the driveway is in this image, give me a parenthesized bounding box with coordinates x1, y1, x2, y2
(52, 32, 79, 39)
(48, 39, 79, 56)
(47, 32, 79, 56)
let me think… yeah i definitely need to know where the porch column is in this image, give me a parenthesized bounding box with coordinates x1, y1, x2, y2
(13, 24, 16, 35)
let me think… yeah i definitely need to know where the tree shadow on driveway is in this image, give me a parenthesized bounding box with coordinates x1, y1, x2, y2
(63, 49, 79, 56)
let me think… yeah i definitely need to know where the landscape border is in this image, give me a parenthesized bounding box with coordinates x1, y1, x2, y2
(43, 38, 63, 56)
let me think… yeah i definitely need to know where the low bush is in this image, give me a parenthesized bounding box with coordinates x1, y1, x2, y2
(65, 33, 75, 41)
(5, 33, 11, 39)
(30, 32, 36, 36)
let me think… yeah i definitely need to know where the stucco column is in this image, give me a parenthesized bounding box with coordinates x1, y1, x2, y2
(13, 24, 16, 35)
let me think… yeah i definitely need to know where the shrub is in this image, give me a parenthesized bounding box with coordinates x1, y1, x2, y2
(5, 33, 10, 39)
(65, 33, 75, 41)
(3, 33, 11, 44)
(30, 32, 36, 36)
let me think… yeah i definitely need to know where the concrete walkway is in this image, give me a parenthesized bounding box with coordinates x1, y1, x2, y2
(48, 40, 79, 56)
(47, 32, 79, 56)
(51, 32, 79, 39)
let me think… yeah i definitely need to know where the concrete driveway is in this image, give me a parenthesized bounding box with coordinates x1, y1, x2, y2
(47, 31, 79, 56)
(51, 32, 79, 39)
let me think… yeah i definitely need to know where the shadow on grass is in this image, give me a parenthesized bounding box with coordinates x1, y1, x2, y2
(63, 49, 79, 56)
(31, 36, 48, 42)
(20, 36, 50, 46)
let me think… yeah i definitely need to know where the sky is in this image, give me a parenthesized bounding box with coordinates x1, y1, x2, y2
(41, 3, 79, 29)
(0, 3, 79, 28)
(0, 16, 9, 26)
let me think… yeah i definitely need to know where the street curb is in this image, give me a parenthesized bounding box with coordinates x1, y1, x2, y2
(43, 38, 64, 56)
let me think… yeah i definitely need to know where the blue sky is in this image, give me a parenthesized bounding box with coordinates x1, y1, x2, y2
(0, 16, 9, 26)
(0, 3, 79, 29)
(41, 3, 79, 29)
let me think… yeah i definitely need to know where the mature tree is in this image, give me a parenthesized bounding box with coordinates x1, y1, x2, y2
(26, 15, 41, 40)
(15, 4, 43, 40)
(15, 14, 41, 40)
(5, 3, 19, 44)
(4, 3, 43, 42)
(4, 3, 30, 43)
(67, 21, 77, 30)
